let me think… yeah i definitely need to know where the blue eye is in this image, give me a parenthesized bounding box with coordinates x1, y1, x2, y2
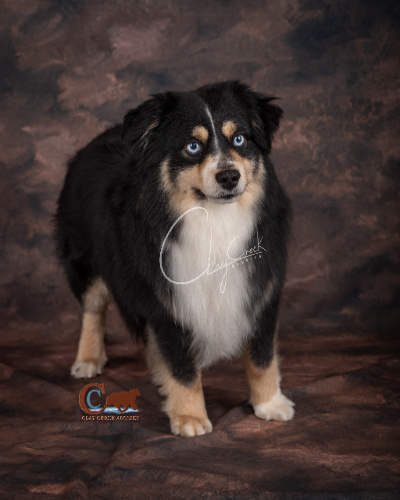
(186, 141, 202, 155)
(233, 135, 245, 147)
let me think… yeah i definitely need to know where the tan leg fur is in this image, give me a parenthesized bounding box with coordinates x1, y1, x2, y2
(244, 347, 295, 422)
(146, 328, 212, 437)
(71, 278, 110, 379)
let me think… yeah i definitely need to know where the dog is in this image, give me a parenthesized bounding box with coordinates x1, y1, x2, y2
(54, 80, 294, 436)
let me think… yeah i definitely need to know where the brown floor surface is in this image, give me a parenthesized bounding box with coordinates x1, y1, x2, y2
(1, 315, 399, 498)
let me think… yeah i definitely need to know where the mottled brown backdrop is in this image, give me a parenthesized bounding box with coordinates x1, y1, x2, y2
(1, 0, 399, 498)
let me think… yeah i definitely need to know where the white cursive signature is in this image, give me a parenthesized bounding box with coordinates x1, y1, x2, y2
(159, 207, 267, 293)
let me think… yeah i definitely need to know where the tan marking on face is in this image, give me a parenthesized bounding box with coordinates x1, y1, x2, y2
(244, 344, 280, 406)
(161, 152, 264, 214)
(191, 125, 209, 144)
(71, 278, 111, 379)
(222, 120, 237, 139)
(230, 149, 253, 174)
(161, 156, 219, 215)
(225, 150, 265, 212)
(146, 327, 212, 436)
(161, 158, 198, 215)
(237, 156, 266, 212)
(173, 164, 203, 213)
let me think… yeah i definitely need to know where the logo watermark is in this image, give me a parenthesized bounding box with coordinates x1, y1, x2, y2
(79, 383, 141, 421)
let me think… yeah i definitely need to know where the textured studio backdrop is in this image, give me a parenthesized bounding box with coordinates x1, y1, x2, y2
(1, 0, 398, 338)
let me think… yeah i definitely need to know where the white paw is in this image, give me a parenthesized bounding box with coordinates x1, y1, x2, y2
(171, 416, 213, 437)
(253, 390, 295, 422)
(71, 357, 107, 379)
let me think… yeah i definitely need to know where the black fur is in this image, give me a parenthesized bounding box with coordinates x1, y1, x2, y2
(54, 81, 291, 384)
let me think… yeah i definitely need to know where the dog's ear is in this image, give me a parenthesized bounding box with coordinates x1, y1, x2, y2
(250, 93, 283, 153)
(122, 93, 174, 157)
(251, 94, 283, 153)
(233, 82, 282, 153)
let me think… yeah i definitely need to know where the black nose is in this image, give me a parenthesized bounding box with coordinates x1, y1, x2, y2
(215, 169, 241, 190)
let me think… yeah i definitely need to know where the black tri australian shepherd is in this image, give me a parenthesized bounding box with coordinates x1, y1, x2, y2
(55, 81, 294, 436)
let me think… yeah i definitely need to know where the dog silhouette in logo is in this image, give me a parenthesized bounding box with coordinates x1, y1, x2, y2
(104, 388, 141, 413)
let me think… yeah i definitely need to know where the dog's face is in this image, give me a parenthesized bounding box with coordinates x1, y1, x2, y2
(122, 81, 282, 215)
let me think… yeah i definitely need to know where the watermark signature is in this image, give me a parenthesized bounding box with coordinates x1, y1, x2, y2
(159, 206, 266, 293)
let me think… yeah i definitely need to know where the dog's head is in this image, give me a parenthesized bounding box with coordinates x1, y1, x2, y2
(122, 81, 282, 214)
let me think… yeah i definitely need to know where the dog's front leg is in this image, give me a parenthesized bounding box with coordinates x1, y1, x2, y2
(244, 298, 295, 422)
(146, 325, 212, 437)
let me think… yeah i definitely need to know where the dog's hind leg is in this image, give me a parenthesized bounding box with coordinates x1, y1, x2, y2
(71, 277, 110, 379)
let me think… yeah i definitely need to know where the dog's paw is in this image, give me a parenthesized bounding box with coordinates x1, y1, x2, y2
(253, 390, 295, 422)
(171, 416, 213, 437)
(71, 357, 107, 379)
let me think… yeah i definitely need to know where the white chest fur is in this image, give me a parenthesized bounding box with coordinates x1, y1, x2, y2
(167, 203, 256, 367)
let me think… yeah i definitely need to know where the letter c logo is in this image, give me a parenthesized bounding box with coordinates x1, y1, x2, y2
(79, 383, 105, 415)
